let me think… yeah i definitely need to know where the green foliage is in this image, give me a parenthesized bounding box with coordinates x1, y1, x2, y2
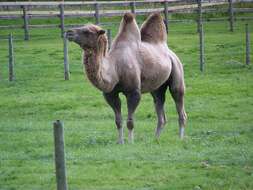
(0, 16, 253, 190)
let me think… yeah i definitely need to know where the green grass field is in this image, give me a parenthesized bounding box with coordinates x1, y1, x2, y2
(0, 14, 253, 190)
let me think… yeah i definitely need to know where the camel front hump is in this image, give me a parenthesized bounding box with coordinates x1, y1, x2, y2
(139, 43, 172, 93)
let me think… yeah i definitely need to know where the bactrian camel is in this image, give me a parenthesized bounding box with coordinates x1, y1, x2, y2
(66, 13, 187, 144)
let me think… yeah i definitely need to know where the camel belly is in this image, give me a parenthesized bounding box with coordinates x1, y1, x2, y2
(139, 43, 172, 93)
(140, 65, 171, 93)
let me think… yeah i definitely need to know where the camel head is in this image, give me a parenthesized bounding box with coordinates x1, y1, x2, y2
(66, 24, 106, 50)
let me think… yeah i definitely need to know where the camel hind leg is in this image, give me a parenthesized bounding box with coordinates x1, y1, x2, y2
(168, 57, 187, 139)
(169, 77, 187, 139)
(151, 83, 167, 139)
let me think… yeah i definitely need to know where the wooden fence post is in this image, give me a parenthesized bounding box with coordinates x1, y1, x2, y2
(199, 21, 205, 72)
(164, 1, 169, 34)
(246, 24, 250, 65)
(197, 0, 205, 72)
(8, 33, 14, 81)
(228, 0, 234, 32)
(107, 29, 112, 50)
(197, 0, 202, 34)
(130, 2, 136, 14)
(95, 3, 100, 25)
(59, 4, 65, 38)
(22, 6, 29, 40)
(63, 33, 70, 80)
(53, 120, 68, 190)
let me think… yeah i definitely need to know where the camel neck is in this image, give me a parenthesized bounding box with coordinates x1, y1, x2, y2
(83, 36, 113, 92)
(83, 48, 103, 90)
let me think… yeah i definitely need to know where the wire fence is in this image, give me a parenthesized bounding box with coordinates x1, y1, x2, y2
(0, 0, 253, 40)
(0, 3, 252, 189)
(0, 21, 251, 82)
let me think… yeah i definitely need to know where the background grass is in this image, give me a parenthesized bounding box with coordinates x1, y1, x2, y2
(0, 9, 253, 190)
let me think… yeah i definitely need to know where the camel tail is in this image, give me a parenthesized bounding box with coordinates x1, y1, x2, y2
(167, 50, 185, 93)
(140, 13, 167, 43)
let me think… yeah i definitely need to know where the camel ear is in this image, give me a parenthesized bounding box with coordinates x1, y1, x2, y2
(98, 30, 105, 36)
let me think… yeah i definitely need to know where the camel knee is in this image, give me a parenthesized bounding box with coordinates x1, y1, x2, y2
(179, 111, 187, 127)
(155, 115, 166, 138)
(115, 119, 122, 129)
(127, 119, 134, 130)
(158, 116, 166, 127)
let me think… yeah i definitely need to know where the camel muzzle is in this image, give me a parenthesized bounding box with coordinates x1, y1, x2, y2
(66, 30, 77, 42)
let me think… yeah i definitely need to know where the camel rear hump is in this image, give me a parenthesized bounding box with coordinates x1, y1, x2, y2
(140, 13, 167, 43)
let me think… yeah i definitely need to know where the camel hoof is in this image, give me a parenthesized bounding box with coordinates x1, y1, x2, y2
(155, 127, 163, 139)
(128, 130, 134, 144)
(128, 136, 134, 144)
(117, 139, 124, 144)
(179, 127, 185, 139)
(154, 137, 160, 144)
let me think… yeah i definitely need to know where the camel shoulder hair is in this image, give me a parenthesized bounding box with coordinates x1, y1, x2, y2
(140, 13, 167, 43)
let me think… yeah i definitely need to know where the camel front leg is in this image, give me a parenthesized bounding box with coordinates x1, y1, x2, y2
(126, 90, 141, 143)
(103, 92, 124, 144)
